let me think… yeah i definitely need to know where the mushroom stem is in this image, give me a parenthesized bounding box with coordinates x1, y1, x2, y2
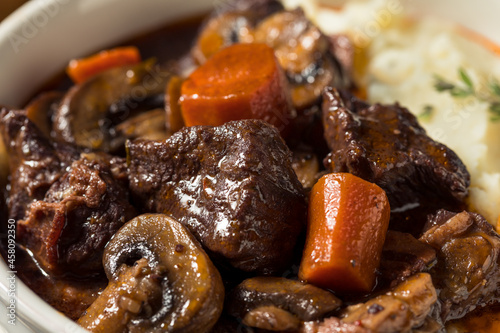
(78, 258, 164, 333)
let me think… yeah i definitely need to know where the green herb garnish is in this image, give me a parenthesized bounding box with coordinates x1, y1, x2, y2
(490, 81, 500, 97)
(459, 68, 474, 90)
(434, 76, 456, 92)
(433, 68, 500, 122)
(489, 102, 500, 122)
(419, 105, 435, 122)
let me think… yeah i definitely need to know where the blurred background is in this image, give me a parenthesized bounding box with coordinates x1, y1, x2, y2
(0, 0, 28, 21)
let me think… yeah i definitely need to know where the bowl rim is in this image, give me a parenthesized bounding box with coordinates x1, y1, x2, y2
(0, 0, 212, 107)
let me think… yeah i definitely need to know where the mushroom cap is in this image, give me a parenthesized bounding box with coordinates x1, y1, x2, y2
(80, 214, 224, 333)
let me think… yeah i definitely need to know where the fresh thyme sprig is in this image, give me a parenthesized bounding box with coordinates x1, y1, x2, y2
(433, 68, 500, 121)
(418, 105, 434, 122)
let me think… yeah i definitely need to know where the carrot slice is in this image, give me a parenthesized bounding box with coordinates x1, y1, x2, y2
(458, 26, 500, 57)
(180, 43, 295, 137)
(299, 173, 391, 294)
(66, 46, 141, 84)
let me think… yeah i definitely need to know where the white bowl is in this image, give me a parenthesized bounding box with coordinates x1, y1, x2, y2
(0, 0, 499, 332)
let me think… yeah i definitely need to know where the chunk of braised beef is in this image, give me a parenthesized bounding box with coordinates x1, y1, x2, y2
(127, 119, 306, 274)
(388, 205, 443, 239)
(379, 230, 437, 287)
(0, 108, 79, 221)
(17, 153, 136, 276)
(322, 88, 470, 230)
(419, 210, 500, 322)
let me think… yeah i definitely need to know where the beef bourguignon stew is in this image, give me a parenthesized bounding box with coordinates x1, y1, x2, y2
(1, 0, 499, 332)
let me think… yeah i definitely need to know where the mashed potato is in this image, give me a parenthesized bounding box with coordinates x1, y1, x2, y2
(365, 19, 500, 228)
(283, 0, 500, 227)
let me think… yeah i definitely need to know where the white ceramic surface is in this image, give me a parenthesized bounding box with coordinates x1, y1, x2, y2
(0, 0, 498, 332)
(405, 0, 500, 45)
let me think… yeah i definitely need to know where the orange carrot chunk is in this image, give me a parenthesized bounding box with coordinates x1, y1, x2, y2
(458, 26, 500, 57)
(299, 173, 391, 294)
(180, 43, 295, 137)
(66, 46, 141, 84)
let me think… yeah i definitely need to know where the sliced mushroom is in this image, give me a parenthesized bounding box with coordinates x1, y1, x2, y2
(243, 306, 300, 331)
(253, 8, 346, 109)
(25, 91, 63, 139)
(228, 277, 341, 331)
(54, 60, 169, 153)
(192, 12, 255, 64)
(115, 108, 168, 141)
(78, 214, 224, 333)
(301, 317, 372, 333)
(291, 146, 320, 189)
(341, 273, 438, 332)
(192, 0, 284, 64)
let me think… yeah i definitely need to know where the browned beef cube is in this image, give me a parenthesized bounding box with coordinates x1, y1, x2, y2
(380, 230, 437, 287)
(18, 153, 136, 277)
(322, 88, 470, 216)
(0, 108, 79, 221)
(127, 119, 306, 274)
